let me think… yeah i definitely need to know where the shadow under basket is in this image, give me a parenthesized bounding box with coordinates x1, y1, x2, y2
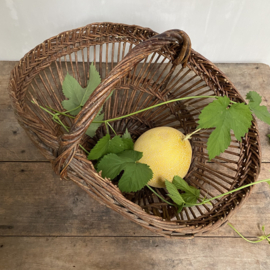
(9, 22, 261, 238)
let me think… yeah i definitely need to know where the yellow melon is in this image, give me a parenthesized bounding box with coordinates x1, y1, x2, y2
(134, 127, 192, 188)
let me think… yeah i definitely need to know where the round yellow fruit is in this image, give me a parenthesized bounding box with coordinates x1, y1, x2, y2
(134, 127, 192, 188)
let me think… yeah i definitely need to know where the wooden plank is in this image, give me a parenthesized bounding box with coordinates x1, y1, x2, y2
(0, 237, 269, 270)
(1, 61, 270, 161)
(0, 162, 154, 237)
(0, 61, 46, 161)
(1, 161, 269, 237)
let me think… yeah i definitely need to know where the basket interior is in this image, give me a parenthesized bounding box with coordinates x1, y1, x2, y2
(21, 32, 254, 225)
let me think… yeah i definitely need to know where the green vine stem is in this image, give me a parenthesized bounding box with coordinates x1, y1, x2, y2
(104, 121, 110, 134)
(79, 145, 90, 155)
(183, 128, 201, 141)
(190, 179, 270, 207)
(146, 185, 175, 206)
(228, 223, 270, 244)
(46, 105, 76, 118)
(149, 178, 270, 210)
(40, 95, 220, 124)
(147, 178, 270, 209)
(99, 95, 218, 123)
(32, 101, 89, 154)
(106, 122, 117, 135)
(37, 95, 237, 130)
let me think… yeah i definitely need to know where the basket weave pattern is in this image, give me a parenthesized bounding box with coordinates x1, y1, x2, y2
(9, 22, 261, 238)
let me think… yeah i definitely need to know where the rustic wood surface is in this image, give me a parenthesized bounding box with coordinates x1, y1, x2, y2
(0, 237, 269, 270)
(1, 61, 270, 269)
(0, 162, 270, 238)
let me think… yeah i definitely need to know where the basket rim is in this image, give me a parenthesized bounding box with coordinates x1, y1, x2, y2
(8, 22, 262, 238)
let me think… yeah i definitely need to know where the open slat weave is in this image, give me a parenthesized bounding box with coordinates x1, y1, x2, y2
(8, 22, 261, 238)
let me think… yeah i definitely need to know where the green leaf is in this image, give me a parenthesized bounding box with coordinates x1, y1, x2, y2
(122, 138, 134, 150)
(267, 181, 270, 187)
(165, 180, 185, 205)
(85, 111, 104, 138)
(61, 63, 103, 138)
(267, 134, 270, 142)
(97, 153, 125, 179)
(171, 176, 199, 207)
(198, 96, 231, 128)
(207, 125, 231, 161)
(198, 96, 252, 160)
(88, 134, 109, 160)
(188, 186, 200, 198)
(246, 91, 270, 125)
(88, 134, 125, 160)
(246, 91, 262, 104)
(172, 176, 191, 193)
(117, 150, 142, 162)
(106, 136, 125, 154)
(172, 176, 200, 198)
(62, 73, 85, 115)
(81, 63, 101, 106)
(122, 128, 132, 139)
(229, 103, 253, 141)
(62, 63, 101, 116)
(177, 204, 184, 213)
(182, 192, 198, 207)
(121, 129, 134, 150)
(97, 150, 153, 193)
(118, 163, 153, 192)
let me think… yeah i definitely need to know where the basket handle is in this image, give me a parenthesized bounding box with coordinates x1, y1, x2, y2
(53, 29, 191, 177)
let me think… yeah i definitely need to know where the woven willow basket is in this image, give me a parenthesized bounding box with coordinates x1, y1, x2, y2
(9, 22, 261, 238)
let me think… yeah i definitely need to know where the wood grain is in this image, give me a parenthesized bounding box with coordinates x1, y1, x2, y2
(0, 162, 154, 237)
(0, 237, 269, 270)
(1, 161, 269, 237)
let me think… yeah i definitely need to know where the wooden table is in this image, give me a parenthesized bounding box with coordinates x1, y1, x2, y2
(1, 61, 270, 269)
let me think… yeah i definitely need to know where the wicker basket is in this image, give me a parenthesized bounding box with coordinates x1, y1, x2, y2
(9, 22, 261, 238)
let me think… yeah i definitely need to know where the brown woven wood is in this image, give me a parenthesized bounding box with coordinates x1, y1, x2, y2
(8, 22, 261, 238)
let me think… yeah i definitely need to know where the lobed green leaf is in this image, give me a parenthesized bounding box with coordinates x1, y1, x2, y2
(117, 150, 142, 162)
(182, 192, 198, 207)
(246, 91, 270, 125)
(62, 73, 85, 115)
(97, 153, 126, 180)
(85, 111, 104, 138)
(172, 176, 200, 207)
(88, 134, 125, 160)
(172, 175, 199, 197)
(118, 163, 153, 193)
(81, 63, 101, 106)
(198, 96, 252, 160)
(165, 180, 185, 205)
(122, 138, 134, 150)
(122, 128, 132, 139)
(62, 63, 103, 137)
(97, 150, 153, 193)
